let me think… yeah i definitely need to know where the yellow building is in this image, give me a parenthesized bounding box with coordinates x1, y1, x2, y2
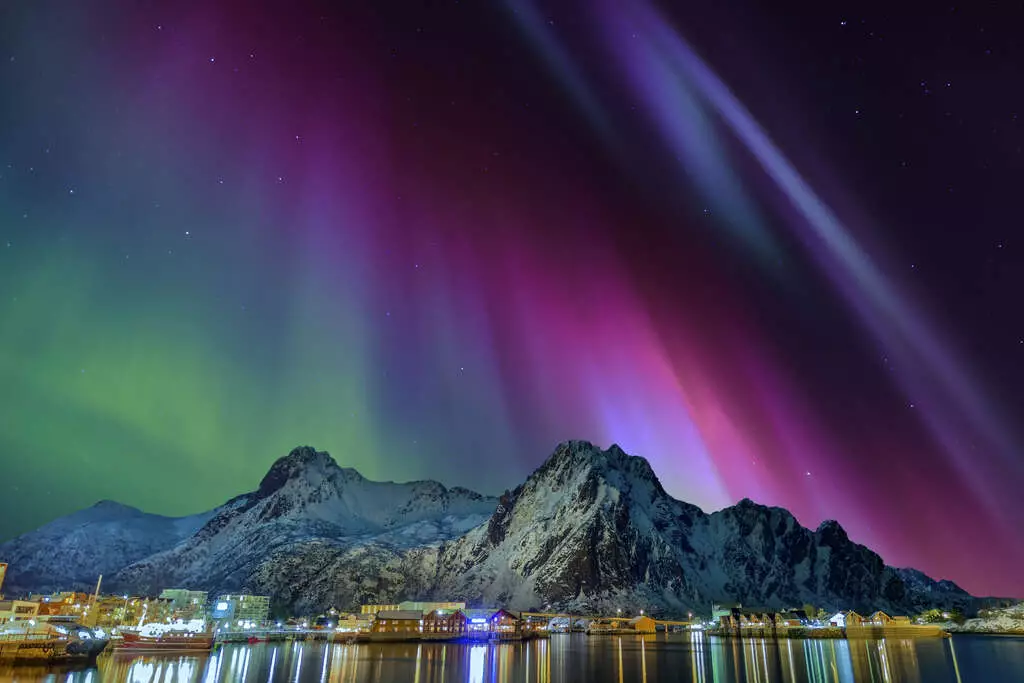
(628, 615, 656, 634)
(360, 603, 400, 615)
(399, 601, 465, 613)
(846, 610, 944, 638)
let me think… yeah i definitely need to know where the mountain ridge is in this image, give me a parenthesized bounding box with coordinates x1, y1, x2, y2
(0, 441, 977, 617)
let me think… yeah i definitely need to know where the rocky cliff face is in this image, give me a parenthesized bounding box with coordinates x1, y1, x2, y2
(428, 441, 974, 615)
(0, 442, 974, 616)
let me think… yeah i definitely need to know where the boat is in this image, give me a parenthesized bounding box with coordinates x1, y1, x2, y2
(113, 620, 214, 654)
(0, 621, 109, 663)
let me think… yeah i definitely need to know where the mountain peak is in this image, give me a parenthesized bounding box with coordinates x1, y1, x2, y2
(816, 519, 849, 544)
(82, 499, 148, 521)
(91, 499, 136, 511)
(538, 440, 661, 485)
(258, 446, 339, 496)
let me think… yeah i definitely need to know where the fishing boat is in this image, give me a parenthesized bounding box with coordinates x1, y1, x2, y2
(0, 621, 109, 663)
(113, 620, 214, 654)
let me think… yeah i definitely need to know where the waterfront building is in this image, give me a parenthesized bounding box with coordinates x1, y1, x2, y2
(360, 603, 400, 615)
(628, 615, 656, 634)
(718, 609, 806, 633)
(490, 609, 520, 634)
(712, 602, 742, 623)
(371, 610, 423, 637)
(334, 614, 373, 633)
(588, 615, 656, 635)
(779, 610, 809, 626)
(463, 609, 495, 633)
(212, 595, 270, 627)
(87, 596, 130, 628)
(32, 592, 91, 617)
(586, 617, 624, 634)
(159, 589, 208, 620)
(112, 597, 174, 628)
(422, 609, 467, 637)
(36, 602, 69, 618)
(0, 600, 38, 624)
(846, 610, 943, 637)
(520, 614, 550, 635)
(843, 611, 864, 627)
(399, 600, 465, 613)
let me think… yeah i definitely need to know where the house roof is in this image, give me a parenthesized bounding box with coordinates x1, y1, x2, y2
(376, 610, 423, 621)
(628, 616, 653, 625)
(425, 609, 465, 618)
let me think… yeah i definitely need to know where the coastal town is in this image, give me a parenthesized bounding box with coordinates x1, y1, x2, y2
(2, 556, 1003, 666)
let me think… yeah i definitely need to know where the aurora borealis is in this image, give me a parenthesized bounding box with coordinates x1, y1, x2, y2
(2, 0, 1023, 598)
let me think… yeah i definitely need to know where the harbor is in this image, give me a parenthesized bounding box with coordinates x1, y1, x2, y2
(2, 631, 1018, 683)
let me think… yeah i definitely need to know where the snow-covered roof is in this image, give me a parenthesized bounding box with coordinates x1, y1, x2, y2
(376, 610, 423, 621)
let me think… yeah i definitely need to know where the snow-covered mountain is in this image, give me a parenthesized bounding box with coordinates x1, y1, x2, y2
(0, 442, 976, 617)
(109, 446, 496, 601)
(946, 602, 1024, 633)
(428, 441, 975, 615)
(0, 500, 212, 594)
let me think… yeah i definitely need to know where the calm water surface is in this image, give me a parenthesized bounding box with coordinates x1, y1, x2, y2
(3, 634, 1022, 682)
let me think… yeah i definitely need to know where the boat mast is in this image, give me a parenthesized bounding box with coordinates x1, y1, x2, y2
(84, 574, 102, 627)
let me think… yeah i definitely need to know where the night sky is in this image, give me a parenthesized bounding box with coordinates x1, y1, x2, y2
(1, 1, 1022, 597)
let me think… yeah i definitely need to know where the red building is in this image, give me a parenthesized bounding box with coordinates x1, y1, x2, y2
(422, 609, 467, 637)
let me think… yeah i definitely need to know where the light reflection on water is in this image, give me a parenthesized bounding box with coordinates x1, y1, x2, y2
(2, 633, 1021, 682)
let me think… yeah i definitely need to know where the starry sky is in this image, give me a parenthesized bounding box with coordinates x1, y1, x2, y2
(1, 0, 1023, 597)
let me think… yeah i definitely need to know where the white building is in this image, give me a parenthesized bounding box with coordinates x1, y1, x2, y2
(212, 595, 270, 626)
(160, 589, 208, 619)
(0, 600, 39, 624)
